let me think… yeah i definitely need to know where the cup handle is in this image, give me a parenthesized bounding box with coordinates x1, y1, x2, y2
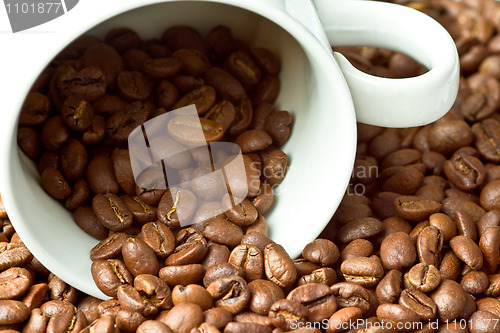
(309, 0, 460, 128)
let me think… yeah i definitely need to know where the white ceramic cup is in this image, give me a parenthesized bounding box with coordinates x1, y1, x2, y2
(0, 0, 459, 299)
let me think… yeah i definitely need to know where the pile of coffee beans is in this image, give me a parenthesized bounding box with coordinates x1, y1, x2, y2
(4, 0, 500, 332)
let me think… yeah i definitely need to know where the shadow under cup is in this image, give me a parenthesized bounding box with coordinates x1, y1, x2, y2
(4, 0, 357, 299)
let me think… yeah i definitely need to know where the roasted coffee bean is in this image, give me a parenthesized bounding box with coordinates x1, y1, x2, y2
(430, 279, 466, 322)
(106, 101, 150, 143)
(115, 309, 146, 332)
(41, 167, 71, 200)
(261, 149, 288, 186)
(202, 218, 244, 247)
(287, 283, 337, 322)
(203, 263, 243, 288)
(159, 264, 205, 286)
(73, 206, 108, 240)
(228, 244, 263, 282)
(417, 226, 444, 266)
(380, 232, 416, 271)
(264, 111, 292, 147)
(429, 213, 457, 243)
(223, 197, 258, 227)
(252, 75, 280, 108)
(57, 66, 106, 102)
(442, 197, 485, 224)
(111, 148, 135, 196)
(381, 165, 423, 195)
(224, 50, 261, 91)
(407, 263, 441, 293)
(298, 267, 337, 286)
(0, 267, 33, 300)
(263, 243, 296, 288)
(116, 71, 152, 101)
(65, 178, 91, 211)
(173, 85, 217, 115)
(340, 239, 374, 262)
(61, 95, 94, 131)
(172, 284, 212, 310)
(204, 100, 236, 133)
(91, 259, 133, 297)
(428, 120, 473, 155)
(48, 275, 78, 304)
(224, 321, 271, 333)
(375, 270, 402, 304)
(17, 127, 41, 159)
(444, 151, 485, 190)
(168, 115, 223, 146)
(235, 130, 272, 153)
(0, 242, 33, 271)
(122, 237, 160, 276)
(469, 310, 500, 333)
(157, 188, 197, 228)
(204, 67, 246, 103)
(90, 232, 128, 261)
(338, 217, 384, 243)
(203, 306, 233, 330)
(331, 282, 371, 314)
(394, 196, 442, 221)
(246, 279, 284, 315)
(472, 118, 500, 162)
(19, 92, 50, 126)
(139, 221, 175, 258)
(268, 299, 309, 331)
(143, 57, 182, 80)
(302, 239, 339, 266)
(82, 114, 106, 145)
(122, 195, 157, 225)
(340, 256, 384, 287)
(399, 288, 437, 321)
(92, 193, 133, 231)
(201, 243, 231, 270)
(165, 228, 208, 266)
(479, 226, 500, 274)
(22, 283, 49, 310)
(450, 235, 483, 270)
(484, 274, 500, 297)
(207, 275, 249, 314)
(461, 270, 489, 294)
(376, 303, 420, 332)
(0, 300, 31, 325)
(137, 320, 173, 333)
(86, 156, 121, 195)
(325, 307, 363, 333)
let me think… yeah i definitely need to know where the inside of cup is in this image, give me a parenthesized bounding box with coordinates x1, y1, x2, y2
(8, 0, 356, 299)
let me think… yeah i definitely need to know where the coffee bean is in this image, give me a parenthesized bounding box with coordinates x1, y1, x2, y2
(204, 67, 246, 103)
(0, 267, 33, 300)
(173, 85, 217, 115)
(203, 263, 243, 288)
(235, 130, 272, 153)
(338, 217, 384, 243)
(201, 243, 231, 270)
(376, 303, 421, 332)
(430, 279, 466, 322)
(472, 118, 500, 162)
(330, 282, 371, 314)
(122, 237, 160, 276)
(92, 193, 133, 231)
(165, 228, 208, 266)
(73, 206, 109, 240)
(428, 120, 473, 155)
(58, 66, 106, 102)
(479, 226, 500, 274)
(325, 307, 363, 333)
(159, 264, 205, 287)
(207, 275, 249, 314)
(407, 263, 441, 293)
(399, 288, 437, 321)
(298, 267, 337, 286)
(429, 213, 457, 243)
(394, 196, 442, 221)
(263, 243, 296, 288)
(65, 178, 91, 211)
(122, 195, 157, 225)
(203, 306, 233, 330)
(106, 101, 150, 143)
(167, 115, 223, 147)
(380, 232, 416, 271)
(228, 245, 263, 282)
(91, 259, 133, 297)
(17, 126, 41, 160)
(287, 283, 337, 322)
(204, 100, 236, 133)
(41, 167, 71, 200)
(86, 156, 121, 195)
(417, 226, 444, 266)
(229, 98, 253, 136)
(340, 256, 384, 287)
(138, 221, 175, 258)
(264, 111, 292, 147)
(157, 188, 197, 228)
(469, 310, 500, 333)
(90, 232, 128, 261)
(19, 92, 50, 126)
(375, 270, 402, 304)
(450, 235, 484, 270)
(461, 270, 489, 294)
(82, 114, 106, 145)
(202, 218, 244, 247)
(268, 299, 309, 331)
(137, 320, 173, 333)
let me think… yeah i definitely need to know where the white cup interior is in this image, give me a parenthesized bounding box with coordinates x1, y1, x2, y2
(2, 0, 357, 299)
